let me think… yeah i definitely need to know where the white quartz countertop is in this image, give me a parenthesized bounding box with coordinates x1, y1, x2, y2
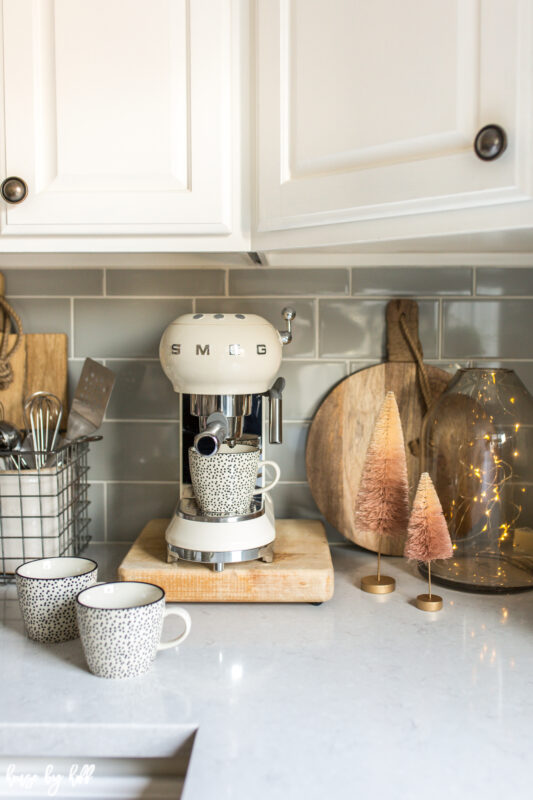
(1, 541, 532, 799)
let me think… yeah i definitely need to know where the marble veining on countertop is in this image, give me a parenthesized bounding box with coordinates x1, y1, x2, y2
(0, 542, 532, 799)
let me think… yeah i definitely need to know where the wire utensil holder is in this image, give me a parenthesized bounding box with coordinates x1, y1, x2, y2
(0, 436, 100, 582)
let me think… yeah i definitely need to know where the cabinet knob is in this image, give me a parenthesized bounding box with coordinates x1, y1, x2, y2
(1, 177, 28, 204)
(474, 125, 507, 161)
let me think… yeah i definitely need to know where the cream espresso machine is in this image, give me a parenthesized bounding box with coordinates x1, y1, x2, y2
(159, 308, 295, 571)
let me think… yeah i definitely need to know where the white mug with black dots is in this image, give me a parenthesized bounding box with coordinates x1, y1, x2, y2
(76, 581, 192, 679)
(15, 557, 98, 643)
(189, 444, 281, 516)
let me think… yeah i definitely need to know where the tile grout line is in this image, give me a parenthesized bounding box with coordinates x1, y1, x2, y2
(103, 482, 108, 543)
(9, 292, 533, 300)
(315, 298, 319, 358)
(69, 298, 75, 359)
(438, 298, 443, 360)
(97, 417, 307, 424)
(94, 480, 180, 486)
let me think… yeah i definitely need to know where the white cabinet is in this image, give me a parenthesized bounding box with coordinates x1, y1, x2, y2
(254, 0, 533, 251)
(2, 0, 532, 254)
(0, 0, 248, 251)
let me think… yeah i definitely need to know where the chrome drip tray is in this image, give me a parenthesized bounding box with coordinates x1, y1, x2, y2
(176, 497, 265, 524)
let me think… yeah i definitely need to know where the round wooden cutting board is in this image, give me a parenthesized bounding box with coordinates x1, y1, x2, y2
(305, 301, 451, 556)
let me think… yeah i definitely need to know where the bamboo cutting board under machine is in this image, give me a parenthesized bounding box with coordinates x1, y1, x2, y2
(118, 518, 334, 603)
(306, 299, 451, 556)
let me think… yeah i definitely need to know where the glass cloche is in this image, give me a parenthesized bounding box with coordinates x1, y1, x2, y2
(421, 368, 533, 592)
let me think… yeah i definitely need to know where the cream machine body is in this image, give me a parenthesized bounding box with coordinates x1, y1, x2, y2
(159, 308, 295, 571)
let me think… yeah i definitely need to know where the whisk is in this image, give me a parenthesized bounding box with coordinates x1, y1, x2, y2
(24, 392, 63, 468)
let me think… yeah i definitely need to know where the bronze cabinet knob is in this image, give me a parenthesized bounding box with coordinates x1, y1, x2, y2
(1, 177, 28, 204)
(474, 125, 507, 161)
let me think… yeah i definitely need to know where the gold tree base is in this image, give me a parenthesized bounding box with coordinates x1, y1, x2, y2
(361, 575, 396, 594)
(416, 593, 443, 612)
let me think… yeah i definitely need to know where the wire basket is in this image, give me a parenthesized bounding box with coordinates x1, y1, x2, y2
(0, 437, 100, 582)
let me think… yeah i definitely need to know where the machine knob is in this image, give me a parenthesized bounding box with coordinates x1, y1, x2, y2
(1, 177, 28, 204)
(474, 125, 507, 161)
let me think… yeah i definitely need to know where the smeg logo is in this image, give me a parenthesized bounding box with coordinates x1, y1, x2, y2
(170, 344, 268, 356)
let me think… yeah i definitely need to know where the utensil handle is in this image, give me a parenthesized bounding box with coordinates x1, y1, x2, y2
(254, 460, 281, 495)
(158, 607, 192, 651)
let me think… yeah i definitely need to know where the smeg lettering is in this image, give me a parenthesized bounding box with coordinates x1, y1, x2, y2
(171, 344, 181, 355)
(257, 344, 267, 355)
(196, 344, 210, 355)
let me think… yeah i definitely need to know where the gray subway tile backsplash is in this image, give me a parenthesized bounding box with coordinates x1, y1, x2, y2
(270, 483, 320, 519)
(89, 421, 179, 482)
(265, 423, 309, 482)
(229, 268, 349, 296)
(106, 483, 178, 542)
(276, 361, 346, 420)
(105, 360, 179, 420)
(476, 268, 533, 296)
(4, 264, 533, 545)
(10, 298, 71, 336)
(87, 483, 106, 542)
(352, 267, 472, 296)
(74, 298, 192, 358)
(442, 300, 533, 359)
(319, 299, 438, 358)
(4, 268, 103, 296)
(107, 268, 225, 297)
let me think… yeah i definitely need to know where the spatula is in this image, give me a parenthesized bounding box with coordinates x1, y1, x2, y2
(66, 358, 115, 440)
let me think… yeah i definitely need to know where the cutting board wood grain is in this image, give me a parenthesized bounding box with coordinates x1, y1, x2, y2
(118, 518, 334, 603)
(0, 334, 68, 428)
(306, 300, 451, 556)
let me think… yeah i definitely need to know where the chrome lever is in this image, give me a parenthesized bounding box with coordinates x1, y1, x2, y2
(278, 307, 296, 345)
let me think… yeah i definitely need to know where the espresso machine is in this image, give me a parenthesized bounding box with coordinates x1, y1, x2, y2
(159, 307, 296, 571)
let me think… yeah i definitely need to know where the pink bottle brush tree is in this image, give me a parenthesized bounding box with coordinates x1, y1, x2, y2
(404, 472, 453, 611)
(356, 391, 409, 594)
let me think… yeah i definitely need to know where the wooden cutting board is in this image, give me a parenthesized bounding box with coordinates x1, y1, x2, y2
(118, 518, 334, 603)
(306, 300, 451, 556)
(0, 333, 68, 428)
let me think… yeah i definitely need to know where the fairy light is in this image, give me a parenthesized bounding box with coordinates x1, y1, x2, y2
(441, 378, 524, 552)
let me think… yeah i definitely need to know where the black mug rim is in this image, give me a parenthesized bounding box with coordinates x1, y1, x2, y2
(76, 580, 165, 610)
(15, 556, 98, 581)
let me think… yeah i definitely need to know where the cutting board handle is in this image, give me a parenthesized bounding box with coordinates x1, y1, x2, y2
(386, 299, 434, 412)
(386, 299, 424, 363)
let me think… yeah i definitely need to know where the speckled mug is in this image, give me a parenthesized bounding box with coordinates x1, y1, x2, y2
(189, 444, 281, 516)
(76, 581, 192, 679)
(15, 556, 98, 643)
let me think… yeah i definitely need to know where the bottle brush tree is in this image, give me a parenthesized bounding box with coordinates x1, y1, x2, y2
(356, 391, 409, 592)
(404, 471, 453, 611)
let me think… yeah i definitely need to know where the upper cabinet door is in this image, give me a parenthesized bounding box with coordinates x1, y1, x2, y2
(254, 0, 533, 250)
(0, 0, 246, 250)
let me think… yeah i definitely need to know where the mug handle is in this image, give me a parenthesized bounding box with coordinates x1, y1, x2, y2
(254, 460, 281, 496)
(158, 607, 192, 651)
